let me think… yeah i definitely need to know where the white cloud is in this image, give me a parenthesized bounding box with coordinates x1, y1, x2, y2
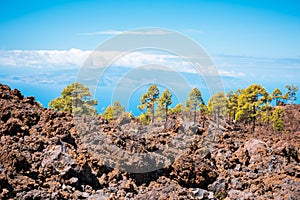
(219, 70, 246, 77)
(0, 48, 91, 68)
(0, 48, 246, 78)
(112, 51, 197, 73)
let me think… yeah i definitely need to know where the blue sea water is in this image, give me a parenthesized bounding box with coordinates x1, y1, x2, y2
(1, 65, 299, 116)
(3, 79, 299, 117)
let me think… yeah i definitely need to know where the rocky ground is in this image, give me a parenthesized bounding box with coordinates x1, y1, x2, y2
(0, 83, 299, 199)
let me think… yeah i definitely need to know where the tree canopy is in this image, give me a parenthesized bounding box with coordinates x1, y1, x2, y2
(103, 101, 125, 121)
(271, 88, 283, 106)
(158, 89, 172, 122)
(170, 103, 187, 114)
(208, 91, 227, 128)
(48, 82, 97, 115)
(236, 84, 269, 132)
(186, 88, 205, 124)
(138, 84, 160, 123)
(285, 84, 298, 104)
(48, 81, 297, 132)
(226, 90, 240, 122)
(271, 107, 284, 131)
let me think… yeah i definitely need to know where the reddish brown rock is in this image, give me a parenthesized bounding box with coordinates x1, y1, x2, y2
(0, 83, 300, 199)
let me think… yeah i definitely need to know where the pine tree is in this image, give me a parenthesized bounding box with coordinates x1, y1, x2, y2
(226, 90, 240, 122)
(112, 101, 125, 119)
(260, 102, 273, 125)
(285, 84, 298, 104)
(103, 106, 114, 121)
(158, 89, 172, 123)
(208, 91, 227, 129)
(139, 112, 151, 125)
(236, 84, 269, 132)
(282, 92, 290, 104)
(170, 103, 187, 114)
(138, 84, 160, 123)
(155, 103, 165, 122)
(186, 88, 205, 124)
(49, 82, 97, 115)
(271, 88, 283, 106)
(271, 107, 284, 131)
(103, 101, 125, 121)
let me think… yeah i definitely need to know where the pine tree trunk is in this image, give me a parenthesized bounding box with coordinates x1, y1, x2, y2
(202, 113, 205, 128)
(165, 105, 168, 123)
(252, 106, 256, 132)
(151, 101, 155, 123)
(252, 118, 256, 132)
(233, 110, 236, 121)
(194, 109, 196, 125)
(217, 107, 220, 129)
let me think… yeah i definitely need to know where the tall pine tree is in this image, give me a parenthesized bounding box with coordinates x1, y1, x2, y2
(186, 88, 205, 124)
(138, 84, 160, 123)
(236, 84, 269, 132)
(208, 91, 227, 129)
(49, 82, 97, 115)
(158, 89, 172, 123)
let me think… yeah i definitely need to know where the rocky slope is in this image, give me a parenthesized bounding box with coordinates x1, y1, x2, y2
(0, 83, 299, 199)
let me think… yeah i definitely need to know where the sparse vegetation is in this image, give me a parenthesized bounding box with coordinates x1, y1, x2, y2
(186, 88, 205, 124)
(48, 82, 97, 115)
(236, 84, 269, 132)
(138, 84, 160, 123)
(271, 88, 283, 106)
(208, 91, 227, 129)
(103, 101, 125, 121)
(48, 82, 298, 132)
(285, 84, 298, 104)
(158, 89, 172, 123)
(271, 107, 284, 131)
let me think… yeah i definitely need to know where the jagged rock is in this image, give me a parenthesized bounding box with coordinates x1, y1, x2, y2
(188, 125, 205, 135)
(191, 188, 214, 199)
(117, 115, 132, 126)
(208, 178, 228, 194)
(230, 178, 244, 190)
(134, 176, 193, 200)
(227, 189, 254, 200)
(171, 153, 218, 188)
(244, 139, 269, 153)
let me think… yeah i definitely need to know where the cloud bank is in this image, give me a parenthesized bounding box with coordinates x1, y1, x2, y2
(0, 48, 92, 68)
(0, 48, 247, 77)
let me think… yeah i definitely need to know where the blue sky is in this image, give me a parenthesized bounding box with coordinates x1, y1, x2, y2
(1, 0, 300, 57)
(0, 0, 300, 113)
